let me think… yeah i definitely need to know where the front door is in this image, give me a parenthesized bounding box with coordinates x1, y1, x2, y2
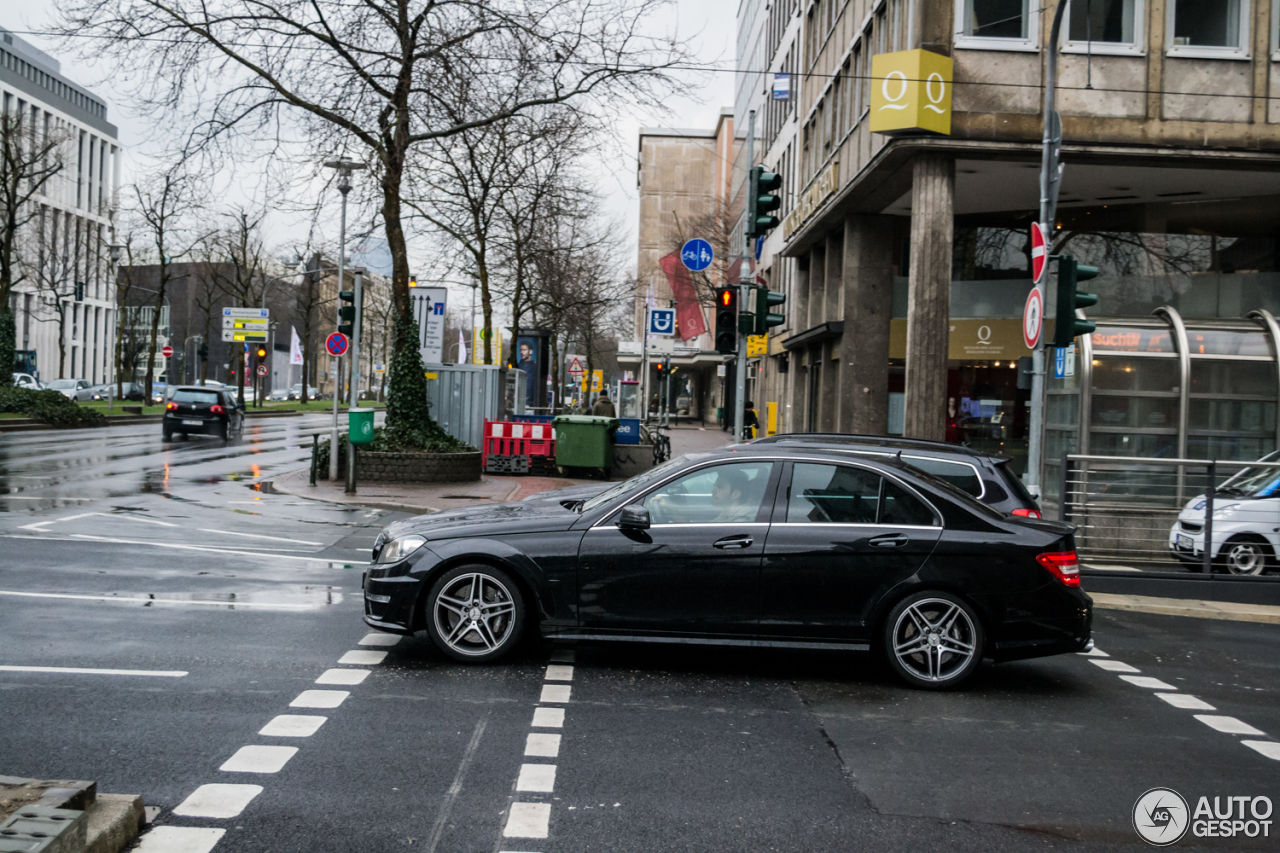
(577, 460, 778, 636)
(759, 462, 942, 641)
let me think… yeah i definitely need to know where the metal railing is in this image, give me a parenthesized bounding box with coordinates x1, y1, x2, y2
(1058, 453, 1280, 575)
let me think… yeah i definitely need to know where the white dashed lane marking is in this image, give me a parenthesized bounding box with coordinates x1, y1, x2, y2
(1077, 647, 1109, 657)
(133, 826, 226, 853)
(1243, 741, 1280, 760)
(516, 764, 557, 793)
(316, 668, 370, 685)
(503, 803, 552, 838)
(1194, 715, 1267, 736)
(0, 665, 187, 677)
(338, 650, 387, 665)
(172, 784, 264, 818)
(532, 707, 564, 728)
(545, 664, 574, 681)
(1119, 675, 1177, 690)
(1155, 693, 1215, 710)
(290, 690, 349, 709)
(359, 633, 402, 647)
(219, 745, 298, 774)
(539, 685, 571, 703)
(1090, 659, 1140, 673)
(259, 715, 327, 737)
(525, 733, 561, 758)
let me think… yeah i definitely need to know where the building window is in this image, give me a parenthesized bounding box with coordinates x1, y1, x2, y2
(955, 0, 1038, 50)
(1168, 0, 1248, 57)
(1066, 0, 1140, 52)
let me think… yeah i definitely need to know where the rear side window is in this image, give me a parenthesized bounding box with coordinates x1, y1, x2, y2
(905, 457, 982, 497)
(175, 390, 220, 404)
(787, 463, 881, 523)
(997, 462, 1039, 507)
(881, 480, 938, 526)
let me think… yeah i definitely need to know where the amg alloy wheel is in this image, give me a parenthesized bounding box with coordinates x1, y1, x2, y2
(426, 566, 524, 662)
(884, 592, 984, 689)
(1222, 537, 1268, 576)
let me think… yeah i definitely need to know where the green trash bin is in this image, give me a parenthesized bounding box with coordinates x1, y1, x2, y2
(553, 415, 618, 473)
(348, 407, 375, 445)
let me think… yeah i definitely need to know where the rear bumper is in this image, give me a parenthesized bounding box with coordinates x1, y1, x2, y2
(985, 586, 1093, 663)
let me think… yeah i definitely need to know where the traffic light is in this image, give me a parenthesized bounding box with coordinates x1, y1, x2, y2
(1052, 255, 1099, 348)
(198, 343, 209, 361)
(74, 282, 84, 301)
(655, 359, 667, 380)
(338, 289, 357, 337)
(752, 285, 786, 335)
(746, 166, 783, 239)
(256, 347, 267, 360)
(715, 287, 738, 354)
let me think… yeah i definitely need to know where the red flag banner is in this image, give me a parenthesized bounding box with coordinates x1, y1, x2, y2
(659, 251, 708, 341)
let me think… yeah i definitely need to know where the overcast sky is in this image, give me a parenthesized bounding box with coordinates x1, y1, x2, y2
(1, 0, 736, 296)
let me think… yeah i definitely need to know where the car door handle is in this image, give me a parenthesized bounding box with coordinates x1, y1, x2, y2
(713, 535, 753, 550)
(869, 534, 909, 548)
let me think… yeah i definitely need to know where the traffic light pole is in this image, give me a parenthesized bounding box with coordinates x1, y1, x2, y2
(735, 111, 755, 443)
(1028, 0, 1070, 497)
(346, 269, 363, 494)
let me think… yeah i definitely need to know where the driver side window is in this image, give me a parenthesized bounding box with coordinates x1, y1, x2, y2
(642, 462, 774, 525)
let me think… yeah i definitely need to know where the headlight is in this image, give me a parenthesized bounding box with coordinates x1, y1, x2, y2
(1213, 503, 1241, 516)
(376, 534, 426, 563)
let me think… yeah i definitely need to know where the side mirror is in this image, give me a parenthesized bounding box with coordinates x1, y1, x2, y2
(617, 505, 651, 530)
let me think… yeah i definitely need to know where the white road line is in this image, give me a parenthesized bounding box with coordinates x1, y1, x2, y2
(1194, 715, 1266, 736)
(539, 685, 571, 703)
(0, 665, 188, 677)
(68, 534, 314, 553)
(503, 803, 551, 838)
(1091, 659, 1140, 673)
(359, 633, 402, 647)
(525, 733, 561, 758)
(1242, 741, 1280, 760)
(1155, 693, 1215, 711)
(531, 707, 565, 729)
(199, 528, 322, 545)
(220, 745, 298, 773)
(545, 665, 574, 681)
(549, 649, 575, 663)
(0, 590, 316, 610)
(290, 690, 349, 709)
(134, 826, 226, 853)
(425, 718, 488, 853)
(316, 668, 369, 686)
(21, 511, 179, 531)
(172, 783, 264, 818)
(20, 512, 100, 530)
(1077, 647, 1109, 657)
(339, 650, 387, 665)
(259, 715, 327, 737)
(516, 764, 557, 793)
(1119, 675, 1178, 690)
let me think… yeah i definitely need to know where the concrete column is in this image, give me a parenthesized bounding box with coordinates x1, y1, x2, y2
(792, 256, 810, 334)
(904, 153, 954, 441)
(839, 215, 895, 435)
(807, 244, 826, 330)
(825, 231, 843, 323)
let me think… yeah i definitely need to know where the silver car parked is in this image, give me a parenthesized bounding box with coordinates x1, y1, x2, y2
(47, 378, 96, 401)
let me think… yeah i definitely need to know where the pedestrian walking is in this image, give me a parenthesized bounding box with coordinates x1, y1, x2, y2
(592, 392, 617, 418)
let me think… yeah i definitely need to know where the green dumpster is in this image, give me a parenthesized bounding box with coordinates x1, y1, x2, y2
(348, 407, 375, 445)
(553, 415, 618, 472)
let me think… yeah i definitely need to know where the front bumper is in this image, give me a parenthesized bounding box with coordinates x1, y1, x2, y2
(361, 549, 437, 632)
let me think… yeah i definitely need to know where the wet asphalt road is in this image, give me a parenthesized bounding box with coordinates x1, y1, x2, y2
(1, 420, 1279, 852)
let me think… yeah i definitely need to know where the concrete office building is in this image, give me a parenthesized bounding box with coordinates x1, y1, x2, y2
(2, 27, 121, 384)
(733, 0, 1280, 486)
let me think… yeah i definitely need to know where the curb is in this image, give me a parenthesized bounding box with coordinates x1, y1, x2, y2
(267, 470, 439, 515)
(0, 776, 143, 853)
(1090, 592, 1280, 625)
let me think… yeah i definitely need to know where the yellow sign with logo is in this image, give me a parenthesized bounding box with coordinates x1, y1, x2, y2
(869, 49, 953, 136)
(747, 334, 768, 358)
(472, 327, 504, 365)
(582, 369, 603, 393)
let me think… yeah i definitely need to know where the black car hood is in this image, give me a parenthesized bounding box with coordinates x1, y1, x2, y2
(520, 483, 610, 505)
(383, 499, 581, 542)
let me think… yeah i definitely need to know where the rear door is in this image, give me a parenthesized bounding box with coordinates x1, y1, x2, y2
(759, 462, 942, 642)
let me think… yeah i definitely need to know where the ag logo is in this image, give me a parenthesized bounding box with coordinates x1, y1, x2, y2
(1133, 788, 1189, 846)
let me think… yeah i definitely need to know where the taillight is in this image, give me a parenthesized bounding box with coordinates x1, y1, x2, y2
(210, 404, 225, 414)
(1012, 508, 1042, 519)
(166, 402, 178, 411)
(1037, 551, 1081, 587)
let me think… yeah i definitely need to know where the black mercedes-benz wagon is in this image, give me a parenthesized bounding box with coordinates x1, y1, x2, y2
(363, 445, 1092, 688)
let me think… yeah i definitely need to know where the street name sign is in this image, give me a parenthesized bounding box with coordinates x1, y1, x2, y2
(223, 307, 269, 318)
(326, 332, 349, 357)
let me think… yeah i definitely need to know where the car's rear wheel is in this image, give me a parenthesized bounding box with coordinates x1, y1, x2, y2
(1220, 535, 1270, 576)
(162, 425, 173, 441)
(219, 421, 229, 441)
(425, 565, 525, 662)
(883, 592, 984, 690)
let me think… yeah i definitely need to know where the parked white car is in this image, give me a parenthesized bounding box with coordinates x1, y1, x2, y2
(1169, 450, 1280, 575)
(11, 373, 41, 390)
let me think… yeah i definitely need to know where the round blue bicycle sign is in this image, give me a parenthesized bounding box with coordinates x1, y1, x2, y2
(681, 238, 714, 272)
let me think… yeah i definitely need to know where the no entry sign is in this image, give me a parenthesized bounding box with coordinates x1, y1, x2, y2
(1031, 222, 1048, 284)
(161, 345, 174, 358)
(326, 332, 349, 357)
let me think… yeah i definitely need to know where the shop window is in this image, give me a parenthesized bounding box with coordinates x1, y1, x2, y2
(1066, 0, 1140, 52)
(1091, 396, 1180, 430)
(1091, 357, 1180, 393)
(1169, 0, 1247, 56)
(956, 0, 1036, 49)
(1190, 360, 1274, 398)
(1089, 432, 1178, 459)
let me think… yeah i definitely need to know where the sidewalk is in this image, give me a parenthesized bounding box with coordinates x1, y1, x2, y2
(272, 466, 595, 515)
(1091, 592, 1280, 625)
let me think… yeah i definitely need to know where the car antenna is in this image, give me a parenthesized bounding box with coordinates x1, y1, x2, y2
(895, 450, 903, 462)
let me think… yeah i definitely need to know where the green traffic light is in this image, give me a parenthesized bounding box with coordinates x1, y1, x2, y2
(746, 166, 784, 239)
(1052, 256, 1099, 348)
(752, 285, 787, 335)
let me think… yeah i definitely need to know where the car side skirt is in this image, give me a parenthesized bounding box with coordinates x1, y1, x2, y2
(542, 631, 870, 651)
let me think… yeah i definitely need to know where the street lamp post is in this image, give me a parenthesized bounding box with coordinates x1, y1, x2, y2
(323, 159, 366, 481)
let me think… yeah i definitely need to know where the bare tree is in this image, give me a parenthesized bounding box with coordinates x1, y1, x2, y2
(29, 207, 78, 378)
(53, 0, 689, 434)
(209, 207, 270, 406)
(0, 112, 71, 384)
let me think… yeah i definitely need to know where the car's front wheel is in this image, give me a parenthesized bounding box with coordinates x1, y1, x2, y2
(1220, 535, 1270, 576)
(425, 565, 525, 662)
(883, 592, 984, 690)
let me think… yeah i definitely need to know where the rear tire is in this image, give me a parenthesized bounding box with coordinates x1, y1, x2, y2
(1219, 535, 1270, 576)
(219, 422, 230, 441)
(882, 591, 984, 690)
(424, 564, 525, 663)
(162, 426, 173, 441)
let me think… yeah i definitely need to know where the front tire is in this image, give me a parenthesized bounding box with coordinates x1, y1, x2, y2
(1220, 536, 1270, 576)
(425, 565, 525, 663)
(882, 592, 984, 690)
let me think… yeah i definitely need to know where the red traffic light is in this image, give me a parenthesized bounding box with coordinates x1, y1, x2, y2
(719, 288, 733, 306)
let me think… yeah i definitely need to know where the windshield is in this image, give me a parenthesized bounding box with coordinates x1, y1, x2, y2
(1218, 452, 1280, 497)
(48, 380, 76, 389)
(580, 453, 710, 513)
(175, 390, 221, 405)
